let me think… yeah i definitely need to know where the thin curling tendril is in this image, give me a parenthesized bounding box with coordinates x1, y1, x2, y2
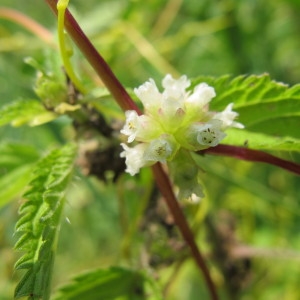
(57, 0, 86, 94)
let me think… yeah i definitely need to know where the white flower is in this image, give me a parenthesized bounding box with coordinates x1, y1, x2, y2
(196, 120, 226, 147)
(184, 83, 216, 122)
(120, 110, 140, 143)
(120, 110, 162, 143)
(120, 143, 148, 176)
(186, 83, 216, 108)
(177, 119, 226, 150)
(162, 74, 190, 100)
(143, 135, 179, 163)
(121, 74, 244, 186)
(152, 74, 192, 131)
(213, 103, 244, 129)
(134, 78, 162, 114)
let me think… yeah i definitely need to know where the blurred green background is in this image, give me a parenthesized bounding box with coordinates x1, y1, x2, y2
(0, 0, 300, 299)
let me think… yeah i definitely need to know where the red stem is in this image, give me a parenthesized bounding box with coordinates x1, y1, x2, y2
(44, 1, 219, 299)
(45, 0, 140, 113)
(152, 163, 219, 300)
(201, 144, 300, 176)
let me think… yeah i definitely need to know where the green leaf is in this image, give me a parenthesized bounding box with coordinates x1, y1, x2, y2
(0, 99, 57, 127)
(192, 74, 300, 151)
(54, 267, 145, 300)
(224, 128, 300, 152)
(0, 142, 40, 169)
(14, 144, 77, 300)
(0, 164, 33, 208)
(0, 143, 40, 208)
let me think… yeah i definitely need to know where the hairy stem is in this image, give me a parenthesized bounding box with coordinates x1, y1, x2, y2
(200, 144, 300, 176)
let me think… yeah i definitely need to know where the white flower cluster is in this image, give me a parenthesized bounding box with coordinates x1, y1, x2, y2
(120, 74, 243, 177)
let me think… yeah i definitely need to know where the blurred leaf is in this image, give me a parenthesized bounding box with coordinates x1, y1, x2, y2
(0, 142, 40, 170)
(79, 1, 124, 35)
(0, 143, 41, 207)
(224, 128, 300, 151)
(0, 99, 57, 127)
(0, 164, 33, 208)
(14, 144, 77, 299)
(54, 267, 145, 300)
(193, 74, 300, 151)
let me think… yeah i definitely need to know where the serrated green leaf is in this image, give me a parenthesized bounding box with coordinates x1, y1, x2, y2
(54, 267, 145, 300)
(15, 268, 39, 298)
(14, 233, 37, 251)
(224, 129, 300, 151)
(14, 254, 34, 270)
(193, 74, 300, 151)
(0, 99, 57, 127)
(14, 144, 77, 300)
(18, 202, 37, 215)
(15, 211, 37, 233)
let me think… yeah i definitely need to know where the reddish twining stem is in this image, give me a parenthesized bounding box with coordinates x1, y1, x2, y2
(152, 163, 219, 300)
(44, 1, 219, 299)
(201, 144, 300, 176)
(45, 0, 140, 113)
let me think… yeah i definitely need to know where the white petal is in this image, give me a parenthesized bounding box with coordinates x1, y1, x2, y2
(196, 120, 226, 147)
(120, 143, 148, 176)
(134, 78, 162, 112)
(143, 135, 178, 163)
(186, 83, 216, 107)
(120, 110, 140, 143)
(213, 103, 244, 129)
(162, 74, 190, 100)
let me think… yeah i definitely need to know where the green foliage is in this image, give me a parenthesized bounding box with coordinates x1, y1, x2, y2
(34, 73, 68, 109)
(14, 144, 77, 299)
(0, 143, 40, 208)
(193, 74, 300, 151)
(54, 267, 145, 300)
(0, 100, 57, 127)
(0, 1, 300, 300)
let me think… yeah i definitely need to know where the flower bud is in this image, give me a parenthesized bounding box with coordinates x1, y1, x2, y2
(143, 135, 179, 163)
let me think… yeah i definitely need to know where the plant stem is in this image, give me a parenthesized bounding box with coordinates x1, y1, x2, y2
(200, 144, 300, 176)
(44, 1, 219, 298)
(152, 163, 219, 300)
(0, 7, 54, 45)
(45, 0, 140, 113)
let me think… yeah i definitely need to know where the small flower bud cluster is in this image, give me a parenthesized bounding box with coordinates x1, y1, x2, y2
(120, 74, 244, 200)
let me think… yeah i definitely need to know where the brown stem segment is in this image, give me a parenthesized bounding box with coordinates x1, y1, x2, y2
(44, 1, 218, 299)
(152, 163, 219, 300)
(200, 144, 300, 176)
(45, 0, 140, 113)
